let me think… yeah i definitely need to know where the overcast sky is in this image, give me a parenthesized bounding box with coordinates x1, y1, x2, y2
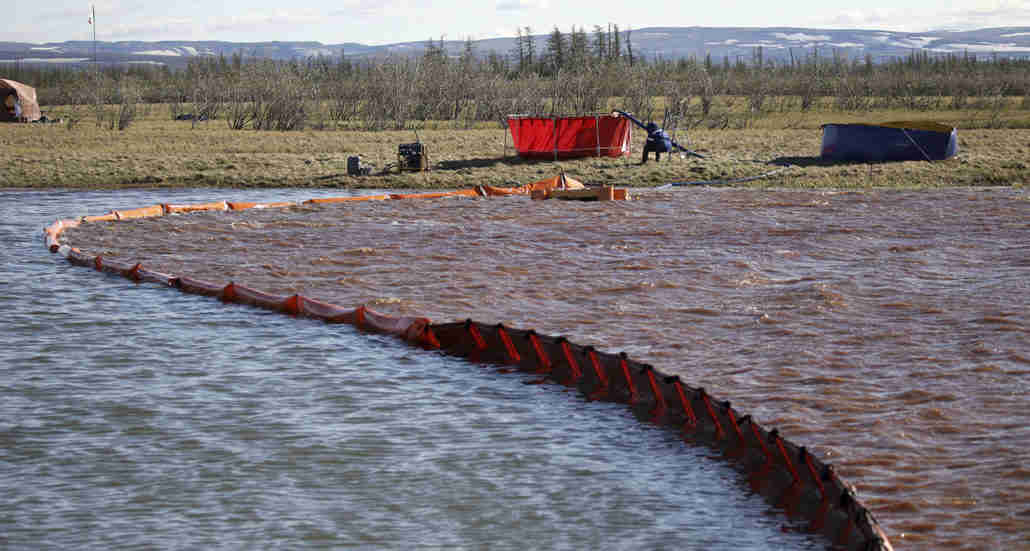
(7, 0, 1030, 44)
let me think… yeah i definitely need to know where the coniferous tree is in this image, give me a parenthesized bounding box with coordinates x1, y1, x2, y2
(608, 23, 613, 61)
(546, 26, 567, 74)
(593, 25, 607, 62)
(612, 24, 621, 62)
(569, 26, 589, 68)
(461, 37, 476, 70)
(424, 36, 443, 61)
(511, 28, 525, 74)
(626, 26, 634, 66)
(523, 26, 536, 73)
(487, 51, 507, 74)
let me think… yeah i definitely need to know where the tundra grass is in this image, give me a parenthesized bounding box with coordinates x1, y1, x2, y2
(2, 102, 1028, 190)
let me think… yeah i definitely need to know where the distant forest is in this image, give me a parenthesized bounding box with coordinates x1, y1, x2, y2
(4, 25, 1029, 130)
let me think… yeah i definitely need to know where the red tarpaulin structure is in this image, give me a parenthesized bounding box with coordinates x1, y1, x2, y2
(507, 114, 632, 160)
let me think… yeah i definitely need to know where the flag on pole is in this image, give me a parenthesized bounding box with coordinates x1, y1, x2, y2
(88, 5, 93, 25)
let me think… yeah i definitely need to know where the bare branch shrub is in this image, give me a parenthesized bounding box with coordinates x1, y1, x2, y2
(741, 71, 768, 114)
(833, 74, 872, 111)
(245, 61, 310, 131)
(623, 64, 659, 121)
(115, 78, 141, 130)
(15, 44, 1030, 133)
(190, 75, 221, 124)
(221, 73, 254, 130)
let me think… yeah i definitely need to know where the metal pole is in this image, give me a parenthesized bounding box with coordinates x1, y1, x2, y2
(595, 114, 601, 157)
(553, 116, 558, 161)
(92, 5, 98, 119)
(92, 5, 97, 76)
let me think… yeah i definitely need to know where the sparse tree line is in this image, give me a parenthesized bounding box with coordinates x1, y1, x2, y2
(4, 25, 1029, 131)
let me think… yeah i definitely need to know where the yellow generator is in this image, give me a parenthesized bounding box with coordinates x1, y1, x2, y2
(397, 142, 429, 172)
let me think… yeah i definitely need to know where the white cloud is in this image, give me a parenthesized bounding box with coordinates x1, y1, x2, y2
(818, 3, 1030, 32)
(824, 9, 894, 29)
(207, 11, 325, 34)
(101, 17, 195, 40)
(5, 0, 1030, 48)
(327, 0, 400, 18)
(496, 0, 549, 12)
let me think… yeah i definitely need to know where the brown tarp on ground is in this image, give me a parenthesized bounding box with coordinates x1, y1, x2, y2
(1, 79, 42, 122)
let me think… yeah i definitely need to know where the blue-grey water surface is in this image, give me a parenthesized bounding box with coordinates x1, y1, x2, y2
(0, 189, 821, 550)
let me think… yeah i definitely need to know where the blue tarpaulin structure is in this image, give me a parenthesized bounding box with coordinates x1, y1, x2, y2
(820, 121, 958, 162)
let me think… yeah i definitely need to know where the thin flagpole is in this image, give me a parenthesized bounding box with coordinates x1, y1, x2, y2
(91, 4, 98, 119)
(91, 5, 97, 74)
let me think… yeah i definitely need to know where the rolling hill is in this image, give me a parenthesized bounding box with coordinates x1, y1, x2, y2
(2, 26, 1029, 69)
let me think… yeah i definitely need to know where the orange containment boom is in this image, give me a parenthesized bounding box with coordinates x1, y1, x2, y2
(163, 201, 229, 214)
(478, 173, 631, 201)
(42, 194, 892, 551)
(531, 186, 630, 201)
(228, 201, 296, 211)
(303, 195, 390, 204)
(389, 190, 480, 200)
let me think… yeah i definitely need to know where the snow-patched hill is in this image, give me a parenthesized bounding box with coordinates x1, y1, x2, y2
(2, 26, 1028, 68)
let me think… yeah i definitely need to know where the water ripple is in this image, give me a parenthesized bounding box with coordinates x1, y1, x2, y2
(2, 189, 822, 550)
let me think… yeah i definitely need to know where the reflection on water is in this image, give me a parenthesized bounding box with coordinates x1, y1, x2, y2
(2, 189, 822, 550)
(61, 186, 1030, 550)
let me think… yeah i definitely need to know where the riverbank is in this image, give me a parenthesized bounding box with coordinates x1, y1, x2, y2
(2, 106, 1028, 189)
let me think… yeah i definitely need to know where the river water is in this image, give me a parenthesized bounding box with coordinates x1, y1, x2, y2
(56, 186, 1030, 550)
(3, 189, 828, 551)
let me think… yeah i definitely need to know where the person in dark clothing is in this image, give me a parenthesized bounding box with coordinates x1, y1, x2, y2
(4, 92, 17, 121)
(641, 122, 672, 163)
(615, 110, 704, 162)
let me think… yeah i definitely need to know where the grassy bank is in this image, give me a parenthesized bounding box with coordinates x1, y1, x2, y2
(2, 103, 1028, 189)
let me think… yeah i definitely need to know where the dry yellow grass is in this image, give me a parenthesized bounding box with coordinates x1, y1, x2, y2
(2, 101, 1027, 189)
